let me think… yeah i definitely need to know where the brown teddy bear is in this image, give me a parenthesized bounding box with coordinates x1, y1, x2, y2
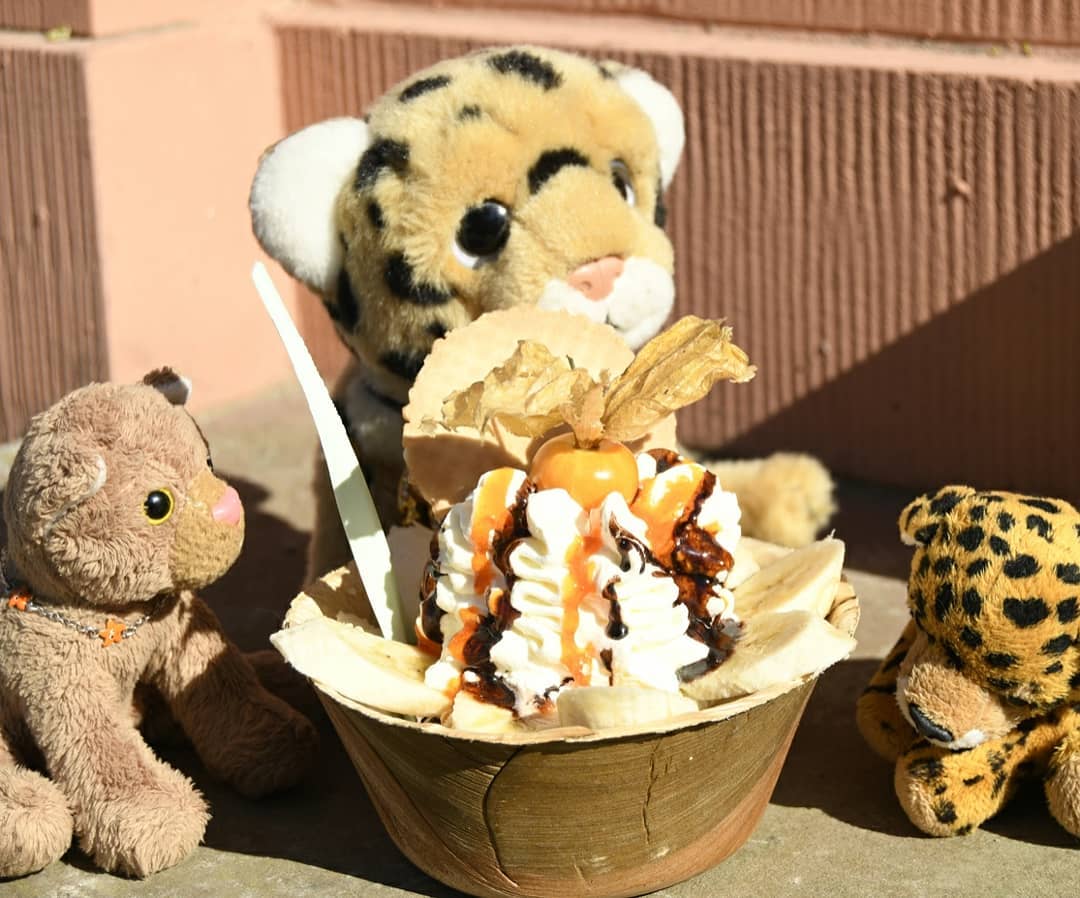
(0, 370, 318, 878)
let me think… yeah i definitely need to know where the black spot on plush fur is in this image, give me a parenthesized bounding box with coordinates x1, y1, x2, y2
(399, 74, 451, 102)
(355, 138, 410, 190)
(930, 491, 963, 515)
(998, 512, 1015, 532)
(970, 505, 987, 521)
(596, 61, 615, 80)
(379, 349, 427, 381)
(985, 652, 1018, 669)
(962, 588, 983, 616)
(1044, 660, 1064, 675)
(1070, 671, 1080, 688)
(966, 558, 990, 577)
(384, 254, 453, 305)
(933, 800, 958, 825)
(933, 556, 955, 575)
(458, 104, 483, 120)
(1003, 555, 1040, 579)
(914, 523, 939, 545)
(331, 269, 360, 331)
(989, 536, 1011, 557)
(1003, 596, 1050, 627)
(1042, 634, 1072, 655)
(427, 320, 449, 340)
(366, 200, 385, 230)
(528, 148, 590, 194)
(654, 180, 668, 229)
(935, 582, 955, 619)
(960, 626, 982, 648)
(1056, 564, 1080, 585)
(1058, 597, 1079, 622)
(1026, 514, 1053, 540)
(957, 526, 985, 551)
(1021, 497, 1061, 514)
(487, 50, 562, 90)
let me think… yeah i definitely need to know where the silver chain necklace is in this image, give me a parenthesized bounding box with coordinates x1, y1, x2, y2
(4, 586, 164, 647)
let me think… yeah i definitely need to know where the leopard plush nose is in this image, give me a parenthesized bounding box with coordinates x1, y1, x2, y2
(567, 256, 624, 301)
(908, 703, 954, 744)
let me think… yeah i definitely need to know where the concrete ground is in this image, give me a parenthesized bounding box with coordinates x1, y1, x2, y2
(2, 381, 1076, 897)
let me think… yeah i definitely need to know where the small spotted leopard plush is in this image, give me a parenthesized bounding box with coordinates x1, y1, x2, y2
(857, 485, 1080, 838)
(250, 45, 834, 578)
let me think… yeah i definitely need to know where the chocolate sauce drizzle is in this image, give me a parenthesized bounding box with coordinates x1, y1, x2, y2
(420, 477, 537, 711)
(602, 579, 628, 639)
(643, 452, 738, 680)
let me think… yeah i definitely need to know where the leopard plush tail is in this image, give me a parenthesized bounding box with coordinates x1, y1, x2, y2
(856, 620, 919, 761)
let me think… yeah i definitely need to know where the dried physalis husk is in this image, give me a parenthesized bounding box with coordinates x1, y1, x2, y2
(439, 315, 754, 448)
(440, 341, 595, 439)
(602, 316, 756, 443)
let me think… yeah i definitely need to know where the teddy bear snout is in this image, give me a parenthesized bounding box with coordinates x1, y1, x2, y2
(907, 703, 954, 744)
(211, 486, 243, 526)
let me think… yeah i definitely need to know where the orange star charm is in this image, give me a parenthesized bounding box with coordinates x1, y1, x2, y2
(7, 591, 29, 611)
(99, 619, 126, 647)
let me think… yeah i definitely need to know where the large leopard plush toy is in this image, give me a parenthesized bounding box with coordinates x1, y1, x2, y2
(857, 485, 1080, 838)
(250, 45, 834, 579)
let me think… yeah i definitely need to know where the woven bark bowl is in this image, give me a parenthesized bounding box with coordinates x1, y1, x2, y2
(289, 564, 858, 898)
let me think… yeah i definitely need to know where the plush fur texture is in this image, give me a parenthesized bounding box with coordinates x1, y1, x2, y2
(0, 373, 317, 878)
(856, 485, 1080, 837)
(249, 45, 835, 579)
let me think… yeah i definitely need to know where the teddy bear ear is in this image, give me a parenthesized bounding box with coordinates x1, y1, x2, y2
(607, 63, 685, 189)
(249, 116, 370, 294)
(5, 431, 108, 541)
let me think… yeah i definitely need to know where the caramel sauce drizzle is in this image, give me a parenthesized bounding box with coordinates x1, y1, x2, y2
(470, 467, 519, 595)
(560, 530, 603, 685)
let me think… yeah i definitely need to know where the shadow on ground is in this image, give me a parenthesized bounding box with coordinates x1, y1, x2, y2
(772, 657, 1074, 848)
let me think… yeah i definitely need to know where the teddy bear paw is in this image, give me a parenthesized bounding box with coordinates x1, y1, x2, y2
(0, 768, 73, 877)
(219, 704, 319, 799)
(80, 773, 209, 877)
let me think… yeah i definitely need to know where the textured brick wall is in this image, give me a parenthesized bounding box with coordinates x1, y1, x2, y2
(333, 0, 1080, 45)
(0, 41, 108, 441)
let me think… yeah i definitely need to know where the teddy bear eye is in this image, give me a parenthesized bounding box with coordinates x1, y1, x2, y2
(453, 200, 510, 269)
(144, 489, 174, 524)
(610, 159, 635, 205)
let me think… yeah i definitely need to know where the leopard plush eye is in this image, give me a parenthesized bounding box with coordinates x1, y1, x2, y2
(453, 200, 510, 269)
(144, 489, 174, 524)
(610, 160, 636, 205)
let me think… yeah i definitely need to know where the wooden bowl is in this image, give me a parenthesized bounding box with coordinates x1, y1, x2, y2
(286, 562, 858, 898)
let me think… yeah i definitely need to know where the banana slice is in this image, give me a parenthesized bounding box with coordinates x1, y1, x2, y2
(733, 538, 844, 619)
(725, 540, 761, 590)
(270, 617, 450, 718)
(681, 610, 856, 703)
(557, 686, 699, 731)
(446, 692, 520, 734)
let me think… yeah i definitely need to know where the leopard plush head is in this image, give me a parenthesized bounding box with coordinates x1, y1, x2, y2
(249, 45, 683, 403)
(3, 370, 245, 606)
(893, 485, 1080, 749)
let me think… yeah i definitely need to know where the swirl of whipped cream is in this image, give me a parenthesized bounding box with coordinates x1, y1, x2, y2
(418, 452, 743, 720)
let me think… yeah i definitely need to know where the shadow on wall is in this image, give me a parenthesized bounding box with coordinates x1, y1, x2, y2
(715, 231, 1080, 505)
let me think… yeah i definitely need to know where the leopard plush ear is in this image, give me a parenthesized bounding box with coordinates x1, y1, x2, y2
(249, 117, 369, 294)
(142, 367, 191, 406)
(609, 64, 685, 189)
